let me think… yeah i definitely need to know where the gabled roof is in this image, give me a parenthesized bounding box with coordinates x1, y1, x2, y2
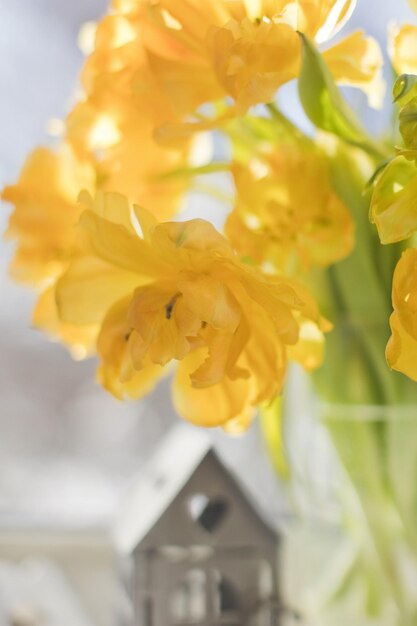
(113, 424, 278, 554)
(113, 424, 213, 553)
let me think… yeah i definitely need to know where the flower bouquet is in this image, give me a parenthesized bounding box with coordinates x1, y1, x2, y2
(4, 0, 417, 622)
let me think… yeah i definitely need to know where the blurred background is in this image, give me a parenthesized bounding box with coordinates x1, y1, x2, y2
(0, 1, 415, 624)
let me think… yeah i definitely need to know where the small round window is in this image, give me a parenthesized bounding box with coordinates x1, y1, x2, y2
(187, 493, 229, 533)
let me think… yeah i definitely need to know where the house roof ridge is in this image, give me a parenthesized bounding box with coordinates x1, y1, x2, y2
(113, 424, 214, 553)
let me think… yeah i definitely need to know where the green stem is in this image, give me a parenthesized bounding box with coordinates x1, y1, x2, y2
(309, 140, 415, 619)
(313, 144, 398, 405)
(153, 162, 231, 181)
(327, 416, 412, 622)
(266, 102, 308, 139)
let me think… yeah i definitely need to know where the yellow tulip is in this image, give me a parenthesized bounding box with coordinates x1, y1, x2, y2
(62, 5, 195, 216)
(56, 191, 326, 429)
(389, 23, 417, 75)
(66, 99, 191, 220)
(2, 146, 98, 355)
(207, 17, 301, 114)
(370, 155, 417, 245)
(79, 0, 382, 145)
(225, 141, 354, 274)
(2, 145, 95, 287)
(387, 249, 417, 381)
(323, 30, 385, 109)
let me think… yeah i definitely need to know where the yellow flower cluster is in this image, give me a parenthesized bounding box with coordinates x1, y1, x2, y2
(2, 147, 99, 358)
(226, 134, 354, 274)
(371, 2, 417, 382)
(3, 0, 385, 428)
(57, 191, 326, 430)
(84, 0, 381, 123)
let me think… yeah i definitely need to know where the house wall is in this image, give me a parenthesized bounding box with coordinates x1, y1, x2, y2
(131, 453, 281, 625)
(134, 546, 278, 625)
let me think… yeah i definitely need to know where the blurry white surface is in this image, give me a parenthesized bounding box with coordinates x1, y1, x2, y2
(0, 533, 120, 626)
(0, 559, 94, 626)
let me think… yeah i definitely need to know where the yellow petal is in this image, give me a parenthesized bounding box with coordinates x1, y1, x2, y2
(56, 256, 140, 325)
(386, 311, 417, 381)
(390, 23, 417, 75)
(79, 190, 137, 234)
(33, 286, 98, 359)
(5, 246, 65, 288)
(222, 409, 255, 434)
(77, 209, 168, 276)
(178, 276, 241, 332)
(227, 143, 354, 273)
(287, 320, 326, 371)
(2, 145, 95, 287)
(243, 0, 263, 20)
(207, 19, 301, 113)
(190, 328, 248, 388)
(99, 359, 165, 400)
(240, 302, 286, 403)
(315, 0, 357, 42)
(97, 297, 165, 399)
(392, 248, 417, 339)
(151, 218, 233, 259)
(132, 204, 159, 240)
(172, 348, 255, 428)
(128, 285, 201, 366)
(67, 95, 190, 220)
(323, 30, 385, 109)
(386, 249, 417, 381)
(236, 272, 301, 344)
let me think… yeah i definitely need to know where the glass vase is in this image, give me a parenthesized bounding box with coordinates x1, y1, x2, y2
(281, 362, 417, 626)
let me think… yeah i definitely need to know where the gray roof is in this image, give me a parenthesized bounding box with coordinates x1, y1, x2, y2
(113, 425, 212, 553)
(113, 424, 279, 554)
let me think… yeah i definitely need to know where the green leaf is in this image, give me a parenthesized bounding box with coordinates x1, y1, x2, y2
(370, 155, 417, 244)
(259, 395, 289, 479)
(393, 73, 417, 107)
(365, 157, 394, 192)
(399, 97, 417, 149)
(297, 34, 386, 159)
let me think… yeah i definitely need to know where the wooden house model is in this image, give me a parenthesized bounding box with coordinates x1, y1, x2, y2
(114, 425, 283, 625)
